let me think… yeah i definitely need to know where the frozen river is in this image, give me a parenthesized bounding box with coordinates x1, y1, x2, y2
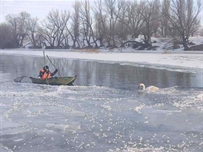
(0, 54, 203, 152)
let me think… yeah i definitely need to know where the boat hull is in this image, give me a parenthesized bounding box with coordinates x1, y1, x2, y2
(30, 76, 77, 85)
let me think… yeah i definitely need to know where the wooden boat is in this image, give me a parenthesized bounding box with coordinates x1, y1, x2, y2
(30, 75, 77, 85)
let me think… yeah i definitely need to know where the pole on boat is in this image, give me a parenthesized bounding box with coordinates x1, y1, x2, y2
(43, 50, 49, 84)
(46, 55, 61, 77)
(43, 50, 46, 65)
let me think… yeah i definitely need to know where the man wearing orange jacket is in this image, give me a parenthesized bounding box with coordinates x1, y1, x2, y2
(39, 65, 58, 80)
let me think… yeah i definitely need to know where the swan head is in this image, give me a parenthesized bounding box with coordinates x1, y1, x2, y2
(138, 83, 145, 90)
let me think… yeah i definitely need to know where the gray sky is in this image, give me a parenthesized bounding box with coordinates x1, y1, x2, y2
(0, 0, 202, 25)
(0, 0, 84, 22)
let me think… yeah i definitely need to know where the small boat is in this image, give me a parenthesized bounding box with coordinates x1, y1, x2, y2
(30, 75, 77, 85)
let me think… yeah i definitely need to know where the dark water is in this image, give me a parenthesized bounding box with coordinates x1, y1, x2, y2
(0, 54, 203, 152)
(0, 55, 202, 89)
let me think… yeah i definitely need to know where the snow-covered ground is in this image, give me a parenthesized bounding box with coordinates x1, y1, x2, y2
(0, 49, 202, 73)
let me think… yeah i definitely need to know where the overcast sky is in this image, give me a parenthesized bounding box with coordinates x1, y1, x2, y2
(0, 0, 91, 22)
(0, 0, 202, 25)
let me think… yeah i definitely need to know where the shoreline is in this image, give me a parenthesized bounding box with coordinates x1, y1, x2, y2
(1, 49, 203, 73)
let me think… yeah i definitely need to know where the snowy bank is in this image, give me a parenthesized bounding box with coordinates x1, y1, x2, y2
(0, 49, 202, 73)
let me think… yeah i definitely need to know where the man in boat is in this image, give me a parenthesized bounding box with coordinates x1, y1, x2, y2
(39, 65, 58, 80)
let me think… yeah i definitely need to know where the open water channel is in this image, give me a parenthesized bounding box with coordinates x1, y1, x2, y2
(0, 54, 203, 152)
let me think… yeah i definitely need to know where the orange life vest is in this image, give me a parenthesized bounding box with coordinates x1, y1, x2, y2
(40, 69, 51, 80)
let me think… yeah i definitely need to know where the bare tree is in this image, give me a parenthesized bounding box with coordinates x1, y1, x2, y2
(6, 12, 31, 47)
(141, 0, 161, 47)
(5, 14, 19, 47)
(160, 0, 171, 37)
(18, 12, 31, 46)
(152, 0, 161, 37)
(80, 0, 98, 48)
(0, 23, 14, 48)
(69, 1, 81, 48)
(125, 0, 145, 39)
(114, 0, 128, 43)
(40, 9, 70, 48)
(164, 0, 202, 50)
(104, 0, 124, 47)
(93, 0, 108, 47)
(26, 18, 39, 48)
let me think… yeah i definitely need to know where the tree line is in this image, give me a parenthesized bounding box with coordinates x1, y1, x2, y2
(0, 0, 202, 50)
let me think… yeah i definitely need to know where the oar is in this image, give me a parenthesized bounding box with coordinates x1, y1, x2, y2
(46, 55, 61, 76)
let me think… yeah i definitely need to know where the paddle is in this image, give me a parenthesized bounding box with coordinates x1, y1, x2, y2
(46, 55, 61, 76)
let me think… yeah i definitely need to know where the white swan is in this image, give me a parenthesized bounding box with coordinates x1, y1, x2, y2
(195, 93, 203, 100)
(138, 83, 159, 92)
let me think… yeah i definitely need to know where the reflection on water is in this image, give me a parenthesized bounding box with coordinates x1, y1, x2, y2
(0, 55, 202, 89)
